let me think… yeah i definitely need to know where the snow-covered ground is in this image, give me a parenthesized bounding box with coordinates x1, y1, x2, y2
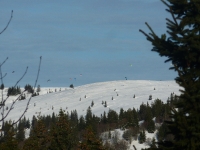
(1, 80, 182, 150)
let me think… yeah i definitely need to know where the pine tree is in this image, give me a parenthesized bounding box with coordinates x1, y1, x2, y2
(151, 99, 164, 122)
(138, 103, 147, 120)
(119, 108, 124, 121)
(138, 130, 146, 144)
(51, 112, 56, 125)
(86, 106, 93, 126)
(132, 108, 139, 128)
(70, 110, 78, 126)
(144, 105, 155, 133)
(16, 120, 25, 142)
(104, 101, 107, 107)
(91, 100, 94, 107)
(24, 84, 34, 94)
(23, 119, 50, 150)
(107, 109, 118, 124)
(123, 109, 135, 128)
(25, 118, 31, 129)
(49, 109, 77, 150)
(0, 129, 19, 150)
(102, 111, 107, 124)
(79, 115, 86, 131)
(157, 122, 169, 142)
(140, 0, 200, 149)
(69, 84, 74, 89)
(78, 127, 106, 150)
(146, 119, 155, 133)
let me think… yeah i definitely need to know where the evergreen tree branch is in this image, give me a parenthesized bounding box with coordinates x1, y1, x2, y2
(145, 22, 157, 37)
(139, 29, 154, 41)
(140, 0, 200, 148)
(169, 7, 179, 29)
(161, 0, 170, 8)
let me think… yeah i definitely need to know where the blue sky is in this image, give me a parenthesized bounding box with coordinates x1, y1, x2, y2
(0, 0, 177, 87)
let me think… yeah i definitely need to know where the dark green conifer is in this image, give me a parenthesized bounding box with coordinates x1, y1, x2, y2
(138, 130, 146, 144)
(78, 115, 86, 131)
(49, 109, 77, 150)
(102, 111, 107, 124)
(70, 110, 78, 126)
(107, 109, 118, 124)
(78, 127, 106, 150)
(85, 106, 93, 126)
(0, 129, 19, 150)
(104, 101, 107, 107)
(119, 108, 124, 121)
(91, 100, 94, 107)
(16, 120, 25, 142)
(140, 0, 200, 149)
(23, 119, 50, 150)
(51, 112, 56, 125)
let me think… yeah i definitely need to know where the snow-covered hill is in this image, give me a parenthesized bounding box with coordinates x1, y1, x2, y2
(1, 80, 182, 150)
(3, 80, 181, 121)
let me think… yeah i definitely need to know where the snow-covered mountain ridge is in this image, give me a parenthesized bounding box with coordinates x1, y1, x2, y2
(3, 80, 181, 122)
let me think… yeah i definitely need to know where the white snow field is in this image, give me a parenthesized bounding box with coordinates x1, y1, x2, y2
(1, 80, 182, 150)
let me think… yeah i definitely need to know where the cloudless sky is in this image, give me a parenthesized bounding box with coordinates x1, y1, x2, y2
(0, 0, 177, 87)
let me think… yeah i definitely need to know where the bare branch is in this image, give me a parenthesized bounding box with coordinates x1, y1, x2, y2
(0, 10, 13, 35)
(12, 56, 42, 125)
(0, 73, 7, 80)
(0, 56, 42, 139)
(1, 66, 28, 102)
(0, 57, 8, 67)
(0, 57, 8, 132)
(0, 66, 28, 136)
(0, 89, 26, 122)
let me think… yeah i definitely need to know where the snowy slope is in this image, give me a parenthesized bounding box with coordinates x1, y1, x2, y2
(3, 80, 181, 121)
(1, 80, 182, 150)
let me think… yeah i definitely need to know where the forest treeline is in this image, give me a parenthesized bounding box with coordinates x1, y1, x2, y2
(0, 93, 178, 149)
